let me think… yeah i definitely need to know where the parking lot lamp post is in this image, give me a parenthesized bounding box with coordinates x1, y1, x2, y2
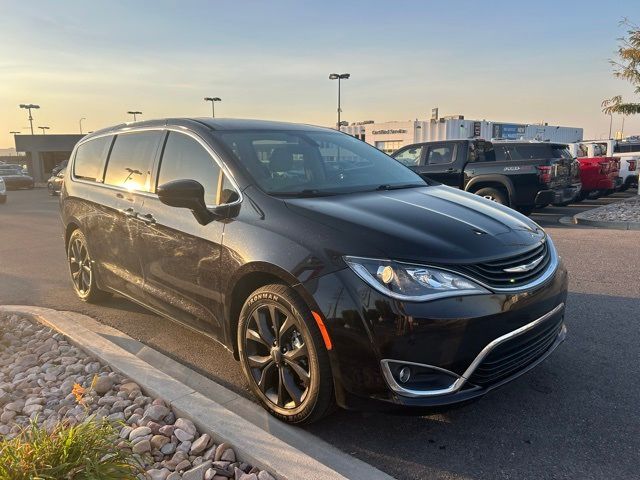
(79, 117, 86, 134)
(9, 131, 20, 135)
(19, 104, 40, 135)
(38, 126, 50, 135)
(127, 111, 142, 122)
(329, 73, 350, 129)
(204, 97, 221, 118)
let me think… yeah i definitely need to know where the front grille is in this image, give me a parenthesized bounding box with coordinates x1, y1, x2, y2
(468, 314, 563, 387)
(456, 241, 551, 289)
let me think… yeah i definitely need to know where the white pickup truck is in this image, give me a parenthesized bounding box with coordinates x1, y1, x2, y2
(568, 140, 639, 191)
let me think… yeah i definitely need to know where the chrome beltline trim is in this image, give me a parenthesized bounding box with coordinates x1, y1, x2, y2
(381, 302, 565, 398)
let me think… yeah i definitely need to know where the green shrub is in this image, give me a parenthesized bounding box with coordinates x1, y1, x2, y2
(0, 417, 143, 480)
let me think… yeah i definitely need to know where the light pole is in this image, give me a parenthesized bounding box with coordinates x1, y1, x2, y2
(79, 117, 86, 134)
(204, 97, 221, 118)
(19, 104, 40, 135)
(38, 126, 50, 135)
(329, 73, 350, 129)
(127, 111, 142, 121)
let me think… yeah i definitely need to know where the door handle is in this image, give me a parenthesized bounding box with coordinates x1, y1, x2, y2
(138, 213, 156, 225)
(120, 207, 137, 218)
(446, 168, 456, 172)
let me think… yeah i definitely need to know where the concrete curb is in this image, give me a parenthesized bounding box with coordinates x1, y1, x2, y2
(573, 196, 640, 230)
(0, 305, 395, 480)
(572, 215, 640, 230)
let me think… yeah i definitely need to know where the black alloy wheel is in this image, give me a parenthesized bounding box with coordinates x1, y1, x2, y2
(238, 284, 334, 424)
(67, 229, 108, 302)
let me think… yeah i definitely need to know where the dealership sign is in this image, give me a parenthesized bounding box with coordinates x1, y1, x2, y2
(492, 123, 526, 139)
(372, 129, 408, 135)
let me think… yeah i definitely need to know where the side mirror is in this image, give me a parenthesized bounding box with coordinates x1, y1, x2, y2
(157, 179, 217, 225)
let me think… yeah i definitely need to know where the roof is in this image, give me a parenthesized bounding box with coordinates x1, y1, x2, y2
(86, 118, 334, 138)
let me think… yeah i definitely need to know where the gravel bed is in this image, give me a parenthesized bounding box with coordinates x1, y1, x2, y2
(0, 312, 276, 480)
(576, 195, 640, 223)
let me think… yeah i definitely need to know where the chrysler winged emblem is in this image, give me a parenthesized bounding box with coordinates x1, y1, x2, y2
(503, 255, 544, 273)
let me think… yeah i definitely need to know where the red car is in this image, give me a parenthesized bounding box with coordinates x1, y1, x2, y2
(569, 144, 621, 200)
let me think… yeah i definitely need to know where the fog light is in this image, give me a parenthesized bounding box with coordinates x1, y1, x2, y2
(398, 366, 411, 383)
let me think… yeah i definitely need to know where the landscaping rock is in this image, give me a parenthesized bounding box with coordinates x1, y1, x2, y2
(0, 313, 276, 480)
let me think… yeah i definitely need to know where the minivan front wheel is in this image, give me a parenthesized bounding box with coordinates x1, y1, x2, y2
(237, 284, 334, 424)
(67, 229, 108, 303)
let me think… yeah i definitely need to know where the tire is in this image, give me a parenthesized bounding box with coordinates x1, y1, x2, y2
(474, 187, 509, 206)
(67, 229, 109, 303)
(237, 284, 334, 424)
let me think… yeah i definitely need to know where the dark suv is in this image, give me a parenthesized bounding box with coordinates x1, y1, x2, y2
(60, 119, 568, 424)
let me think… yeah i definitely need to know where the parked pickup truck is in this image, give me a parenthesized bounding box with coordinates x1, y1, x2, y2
(567, 142, 622, 199)
(392, 140, 580, 215)
(569, 140, 637, 193)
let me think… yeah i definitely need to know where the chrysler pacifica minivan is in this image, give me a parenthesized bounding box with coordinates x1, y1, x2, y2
(60, 118, 568, 423)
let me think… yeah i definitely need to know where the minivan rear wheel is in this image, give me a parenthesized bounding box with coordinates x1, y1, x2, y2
(67, 229, 109, 303)
(237, 284, 334, 424)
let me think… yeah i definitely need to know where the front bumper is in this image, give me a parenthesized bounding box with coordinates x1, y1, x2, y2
(304, 258, 568, 410)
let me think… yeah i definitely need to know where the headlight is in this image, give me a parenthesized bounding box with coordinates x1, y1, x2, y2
(344, 256, 489, 302)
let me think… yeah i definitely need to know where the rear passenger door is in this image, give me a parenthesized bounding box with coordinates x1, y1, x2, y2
(100, 130, 164, 301)
(136, 130, 236, 338)
(413, 143, 462, 187)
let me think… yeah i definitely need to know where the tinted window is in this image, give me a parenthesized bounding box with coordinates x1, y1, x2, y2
(104, 131, 162, 191)
(157, 132, 223, 205)
(214, 130, 423, 196)
(393, 146, 423, 166)
(494, 144, 572, 161)
(427, 145, 454, 165)
(73, 136, 112, 181)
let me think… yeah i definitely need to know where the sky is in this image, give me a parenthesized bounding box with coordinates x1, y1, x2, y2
(1, 0, 639, 150)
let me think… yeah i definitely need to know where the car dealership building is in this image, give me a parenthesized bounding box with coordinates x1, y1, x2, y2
(13, 134, 84, 182)
(340, 116, 584, 154)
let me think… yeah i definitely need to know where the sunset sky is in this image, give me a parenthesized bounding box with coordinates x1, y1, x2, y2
(1, 0, 639, 149)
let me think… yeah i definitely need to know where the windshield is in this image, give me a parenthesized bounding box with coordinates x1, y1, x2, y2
(214, 129, 425, 196)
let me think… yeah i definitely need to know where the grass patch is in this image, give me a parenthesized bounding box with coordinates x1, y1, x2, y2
(0, 417, 143, 480)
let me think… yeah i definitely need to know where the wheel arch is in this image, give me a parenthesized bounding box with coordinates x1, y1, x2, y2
(465, 175, 515, 206)
(225, 262, 320, 359)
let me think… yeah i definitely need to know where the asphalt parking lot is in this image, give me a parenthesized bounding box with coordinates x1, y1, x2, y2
(1, 188, 638, 480)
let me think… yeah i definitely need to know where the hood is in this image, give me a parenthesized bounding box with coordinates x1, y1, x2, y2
(284, 185, 545, 264)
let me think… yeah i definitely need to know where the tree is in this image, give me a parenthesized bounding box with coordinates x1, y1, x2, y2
(602, 19, 640, 117)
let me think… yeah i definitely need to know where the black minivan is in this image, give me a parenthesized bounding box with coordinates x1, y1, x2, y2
(60, 118, 568, 424)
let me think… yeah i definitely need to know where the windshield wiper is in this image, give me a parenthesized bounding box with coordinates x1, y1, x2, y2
(375, 183, 425, 191)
